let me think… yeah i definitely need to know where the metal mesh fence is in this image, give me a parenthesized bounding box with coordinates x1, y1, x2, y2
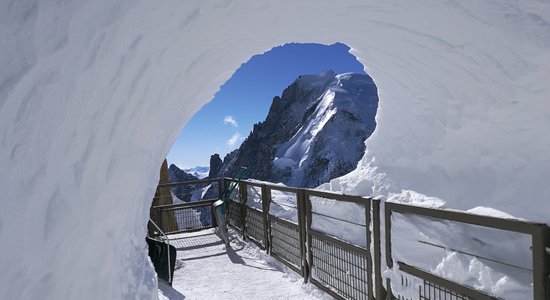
(310, 230, 370, 300)
(157, 201, 216, 234)
(419, 280, 470, 300)
(389, 273, 416, 300)
(391, 272, 471, 300)
(227, 200, 244, 230)
(270, 217, 302, 272)
(245, 207, 265, 246)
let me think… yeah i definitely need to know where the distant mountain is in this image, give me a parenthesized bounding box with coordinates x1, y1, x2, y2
(169, 164, 198, 182)
(215, 70, 378, 187)
(183, 166, 210, 179)
(168, 164, 199, 202)
(168, 164, 214, 225)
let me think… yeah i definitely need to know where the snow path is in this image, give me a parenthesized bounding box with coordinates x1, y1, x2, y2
(158, 229, 331, 300)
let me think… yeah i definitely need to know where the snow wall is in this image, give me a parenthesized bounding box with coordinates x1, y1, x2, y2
(1, 1, 549, 299)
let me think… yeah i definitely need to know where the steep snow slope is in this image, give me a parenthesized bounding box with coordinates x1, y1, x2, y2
(273, 72, 378, 187)
(1, 1, 550, 299)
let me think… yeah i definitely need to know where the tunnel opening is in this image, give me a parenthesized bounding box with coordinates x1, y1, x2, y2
(3, 2, 549, 300)
(147, 42, 379, 295)
(166, 42, 378, 189)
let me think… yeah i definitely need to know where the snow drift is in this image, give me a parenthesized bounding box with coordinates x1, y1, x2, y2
(1, 0, 549, 299)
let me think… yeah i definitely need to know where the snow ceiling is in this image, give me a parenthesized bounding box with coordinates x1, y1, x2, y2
(1, 0, 549, 299)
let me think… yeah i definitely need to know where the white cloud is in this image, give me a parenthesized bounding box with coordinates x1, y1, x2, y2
(223, 115, 238, 127)
(226, 132, 244, 147)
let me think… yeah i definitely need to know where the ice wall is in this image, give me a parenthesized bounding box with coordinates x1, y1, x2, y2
(1, 0, 549, 299)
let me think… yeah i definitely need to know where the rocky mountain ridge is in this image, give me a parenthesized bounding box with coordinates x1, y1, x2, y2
(215, 70, 378, 188)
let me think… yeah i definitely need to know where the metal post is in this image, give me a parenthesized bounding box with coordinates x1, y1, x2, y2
(240, 181, 248, 239)
(373, 199, 386, 300)
(384, 201, 393, 269)
(297, 189, 307, 281)
(365, 199, 374, 300)
(305, 193, 313, 284)
(261, 185, 271, 253)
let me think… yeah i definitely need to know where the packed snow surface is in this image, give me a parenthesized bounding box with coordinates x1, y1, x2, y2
(1, 0, 550, 299)
(160, 229, 330, 300)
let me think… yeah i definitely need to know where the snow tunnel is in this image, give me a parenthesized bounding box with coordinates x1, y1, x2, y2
(1, 1, 549, 299)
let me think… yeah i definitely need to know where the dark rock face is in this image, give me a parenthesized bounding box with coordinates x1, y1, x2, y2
(208, 154, 222, 178)
(217, 72, 332, 180)
(216, 71, 378, 188)
(168, 164, 198, 202)
(169, 164, 198, 182)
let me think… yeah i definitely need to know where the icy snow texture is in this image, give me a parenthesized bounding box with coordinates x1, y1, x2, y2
(1, 0, 550, 299)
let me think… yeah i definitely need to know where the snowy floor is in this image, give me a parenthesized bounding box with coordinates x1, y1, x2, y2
(158, 229, 331, 300)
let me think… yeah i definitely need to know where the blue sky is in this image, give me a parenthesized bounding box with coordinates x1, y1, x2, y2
(167, 43, 366, 169)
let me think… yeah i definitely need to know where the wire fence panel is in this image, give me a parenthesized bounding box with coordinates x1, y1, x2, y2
(393, 262, 498, 300)
(389, 272, 420, 300)
(245, 207, 265, 247)
(419, 280, 470, 300)
(270, 216, 303, 273)
(385, 202, 547, 300)
(156, 200, 216, 234)
(391, 275, 472, 300)
(310, 230, 370, 300)
(227, 200, 244, 231)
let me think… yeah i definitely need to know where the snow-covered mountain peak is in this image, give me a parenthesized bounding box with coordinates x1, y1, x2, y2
(218, 71, 378, 188)
(183, 166, 209, 179)
(295, 69, 336, 87)
(273, 71, 378, 186)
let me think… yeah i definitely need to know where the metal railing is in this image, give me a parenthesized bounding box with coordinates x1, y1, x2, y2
(156, 178, 222, 203)
(304, 189, 381, 300)
(147, 218, 176, 285)
(224, 179, 380, 300)
(152, 177, 550, 300)
(385, 202, 550, 300)
(152, 199, 218, 234)
(151, 178, 223, 234)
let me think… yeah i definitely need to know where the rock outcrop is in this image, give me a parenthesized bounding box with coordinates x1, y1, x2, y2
(208, 154, 223, 178)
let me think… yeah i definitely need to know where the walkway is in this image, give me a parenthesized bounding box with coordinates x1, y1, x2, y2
(158, 229, 330, 300)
